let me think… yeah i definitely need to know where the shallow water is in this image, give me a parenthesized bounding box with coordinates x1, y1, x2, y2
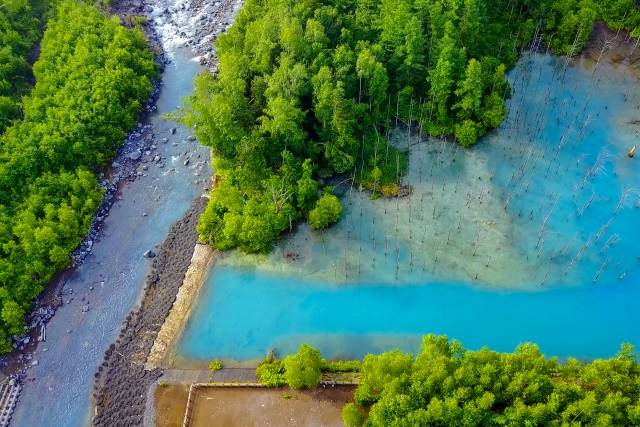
(11, 48, 208, 427)
(178, 265, 640, 363)
(176, 52, 640, 365)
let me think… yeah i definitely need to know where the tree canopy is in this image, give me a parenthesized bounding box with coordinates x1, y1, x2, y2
(351, 335, 640, 426)
(283, 343, 323, 389)
(0, 0, 155, 352)
(183, 0, 539, 253)
(0, 0, 46, 132)
(185, 0, 640, 255)
(540, 0, 640, 54)
(308, 193, 342, 230)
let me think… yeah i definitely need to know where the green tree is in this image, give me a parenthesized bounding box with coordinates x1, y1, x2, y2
(428, 55, 454, 125)
(283, 344, 323, 389)
(460, 0, 486, 57)
(0, 0, 154, 352)
(180, 0, 640, 256)
(296, 159, 319, 212)
(455, 119, 479, 146)
(348, 335, 640, 426)
(308, 194, 342, 230)
(454, 58, 484, 119)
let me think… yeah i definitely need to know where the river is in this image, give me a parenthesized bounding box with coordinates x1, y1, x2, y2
(10, 12, 211, 427)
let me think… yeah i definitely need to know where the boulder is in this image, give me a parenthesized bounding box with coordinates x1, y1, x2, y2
(144, 250, 156, 259)
(128, 150, 142, 161)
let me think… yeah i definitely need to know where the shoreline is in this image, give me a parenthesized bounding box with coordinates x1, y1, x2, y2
(92, 196, 208, 426)
(146, 243, 217, 370)
(161, 24, 640, 370)
(0, 0, 172, 387)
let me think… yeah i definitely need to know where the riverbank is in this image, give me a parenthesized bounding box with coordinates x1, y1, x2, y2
(584, 22, 640, 68)
(146, 244, 217, 369)
(92, 197, 207, 426)
(0, 0, 170, 396)
(89, 0, 244, 423)
(8, 18, 211, 427)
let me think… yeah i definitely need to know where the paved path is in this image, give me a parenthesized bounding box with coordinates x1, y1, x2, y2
(160, 368, 258, 384)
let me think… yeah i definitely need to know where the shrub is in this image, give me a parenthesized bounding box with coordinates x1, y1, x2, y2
(322, 360, 361, 373)
(308, 194, 342, 230)
(341, 403, 364, 427)
(256, 360, 286, 387)
(208, 359, 222, 372)
(283, 344, 323, 389)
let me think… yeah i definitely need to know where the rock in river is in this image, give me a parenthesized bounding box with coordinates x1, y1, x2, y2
(128, 150, 142, 161)
(144, 250, 156, 259)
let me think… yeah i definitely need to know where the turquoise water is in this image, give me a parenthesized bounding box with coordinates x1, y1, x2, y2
(179, 266, 640, 362)
(177, 52, 640, 364)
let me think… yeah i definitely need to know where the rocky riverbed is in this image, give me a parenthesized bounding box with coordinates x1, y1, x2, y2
(114, 0, 243, 69)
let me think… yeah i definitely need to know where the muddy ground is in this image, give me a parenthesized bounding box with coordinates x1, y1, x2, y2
(155, 383, 190, 427)
(156, 385, 355, 427)
(584, 22, 640, 66)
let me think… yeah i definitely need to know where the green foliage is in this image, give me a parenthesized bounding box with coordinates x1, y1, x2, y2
(208, 359, 222, 372)
(349, 335, 640, 426)
(126, 14, 148, 27)
(540, 0, 640, 55)
(0, 0, 155, 352)
(455, 119, 480, 147)
(308, 193, 342, 230)
(256, 359, 286, 387)
(342, 402, 364, 427)
(184, 0, 535, 253)
(258, 346, 361, 388)
(322, 359, 361, 373)
(283, 344, 323, 389)
(0, 0, 46, 132)
(185, 0, 640, 252)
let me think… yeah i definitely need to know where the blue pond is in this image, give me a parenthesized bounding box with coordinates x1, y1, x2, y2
(178, 266, 640, 362)
(176, 52, 640, 365)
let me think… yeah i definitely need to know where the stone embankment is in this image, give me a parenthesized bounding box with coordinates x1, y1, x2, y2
(92, 197, 207, 426)
(145, 244, 217, 370)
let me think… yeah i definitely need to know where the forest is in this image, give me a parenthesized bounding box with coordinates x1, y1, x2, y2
(0, 0, 155, 352)
(0, 0, 46, 132)
(345, 335, 640, 426)
(0, 0, 636, 356)
(183, 0, 639, 254)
